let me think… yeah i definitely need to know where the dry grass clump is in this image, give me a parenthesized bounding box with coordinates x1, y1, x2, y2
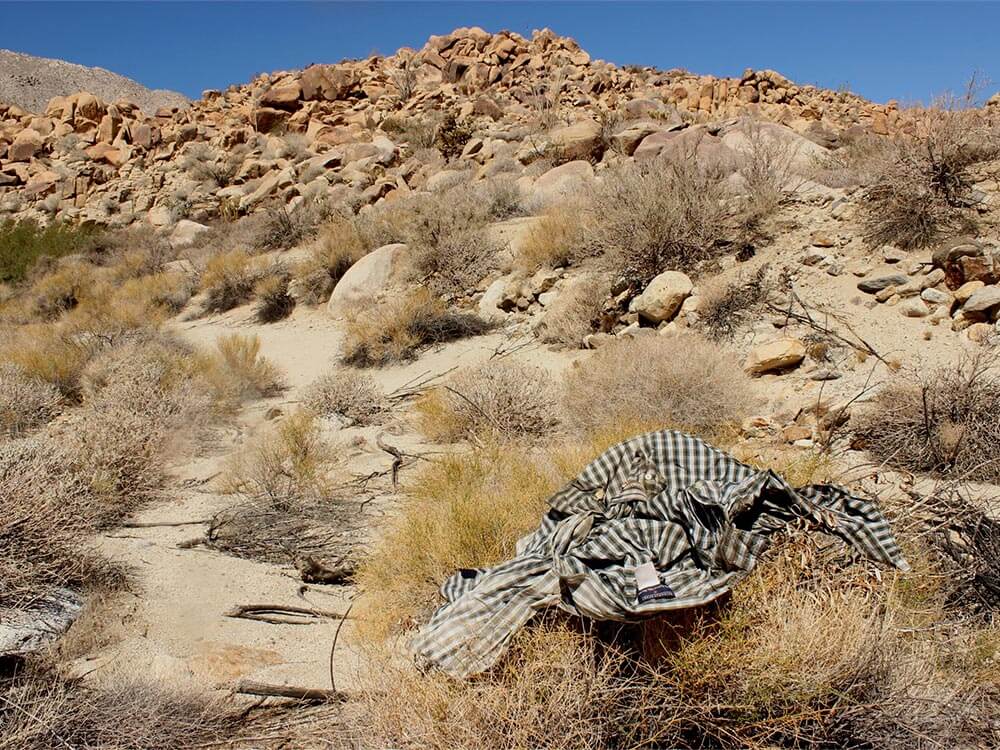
(219, 410, 338, 509)
(0, 363, 62, 436)
(199, 249, 272, 313)
(535, 272, 611, 347)
(0, 661, 238, 750)
(1, 322, 98, 397)
(342, 289, 491, 367)
(211, 410, 355, 564)
(854, 355, 1000, 482)
(699, 264, 776, 339)
(415, 360, 557, 443)
(859, 107, 999, 249)
(362, 529, 999, 748)
(561, 333, 756, 441)
(28, 261, 99, 319)
(516, 204, 584, 272)
(195, 333, 285, 409)
(292, 216, 368, 305)
(303, 369, 389, 426)
(737, 119, 798, 228)
(584, 154, 734, 288)
(253, 271, 295, 323)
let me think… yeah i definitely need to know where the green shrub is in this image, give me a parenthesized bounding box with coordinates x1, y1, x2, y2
(0, 219, 103, 283)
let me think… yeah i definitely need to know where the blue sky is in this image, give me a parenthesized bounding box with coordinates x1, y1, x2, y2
(2, 2, 998, 105)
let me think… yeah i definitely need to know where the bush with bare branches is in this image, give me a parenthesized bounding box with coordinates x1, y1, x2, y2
(416, 360, 557, 443)
(342, 289, 491, 367)
(0, 363, 62, 436)
(561, 333, 756, 441)
(854, 356, 1000, 481)
(859, 107, 999, 249)
(303, 369, 389, 426)
(584, 154, 734, 288)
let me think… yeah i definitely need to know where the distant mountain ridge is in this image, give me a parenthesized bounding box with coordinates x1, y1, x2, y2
(0, 48, 189, 115)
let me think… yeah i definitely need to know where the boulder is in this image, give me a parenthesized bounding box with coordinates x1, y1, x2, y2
(631, 270, 693, 323)
(327, 243, 409, 317)
(858, 274, 909, 294)
(300, 65, 355, 101)
(720, 120, 829, 175)
(253, 107, 290, 133)
(634, 127, 739, 173)
(170, 219, 211, 248)
(744, 338, 806, 375)
(1, 588, 83, 656)
(8, 129, 43, 161)
(260, 81, 302, 110)
(239, 171, 281, 211)
(547, 119, 602, 161)
(526, 160, 593, 209)
(962, 285, 1000, 316)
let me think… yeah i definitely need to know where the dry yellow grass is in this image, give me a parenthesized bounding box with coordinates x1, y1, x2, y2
(293, 216, 368, 305)
(342, 288, 491, 367)
(516, 204, 583, 272)
(193, 333, 285, 410)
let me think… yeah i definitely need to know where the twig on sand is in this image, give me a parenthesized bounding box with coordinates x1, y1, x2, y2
(376, 432, 404, 488)
(231, 680, 346, 703)
(224, 603, 349, 625)
(121, 519, 210, 528)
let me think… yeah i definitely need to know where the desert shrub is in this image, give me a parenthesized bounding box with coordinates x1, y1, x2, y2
(200, 249, 271, 312)
(584, 154, 734, 288)
(810, 130, 890, 188)
(859, 108, 999, 249)
(0, 218, 102, 283)
(381, 114, 438, 151)
(535, 273, 611, 348)
(516, 204, 584, 272)
(435, 112, 474, 159)
(118, 271, 193, 314)
(253, 272, 295, 322)
(291, 216, 367, 305)
(412, 227, 500, 296)
(854, 356, 1000, 482)
(0, 363, 62, 436)
(210, 410, 354, 564)
(561, 333, 756, 441)
(29, 261, 99, 319)
(195, 333, 285, 408)
(0, 662, 237, 750)
(416, 360, 557, 443)
(699, 264, 775, 339)
(484, 177, 525, 220)
(253, 199, 330, 252)
(1, 322, 94, 397)
(303, 369, 388, 426)
(219, 410, 337, 508)
(737, 119, 798, 228)
(178, 141, 245, 187)
(342, 289, 491, 367)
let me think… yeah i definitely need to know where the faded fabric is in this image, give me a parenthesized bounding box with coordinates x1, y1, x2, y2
(412, 430, 908, 678)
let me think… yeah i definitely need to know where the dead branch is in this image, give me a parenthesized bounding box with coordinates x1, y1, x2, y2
(224, 603, 349, 625)
(376, 433, 404, 488)
(122, 519, 210, 528)
(231, 680, 346, 703)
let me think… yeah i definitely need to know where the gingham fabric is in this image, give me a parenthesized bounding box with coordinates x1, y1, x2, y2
(412, 430, 909, 678)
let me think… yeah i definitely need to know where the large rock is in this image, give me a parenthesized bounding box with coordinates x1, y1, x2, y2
(260, 80, 302, 111)
(547, 119, 602, 161)
(525, 160, 594, 209)
(8, 129, 43, 161)
(720, 120, 829, 175)
(170, 219, 210, 249)
(300, 65, 355, 101)
(962, 285, 1000, 315)
(857, 274, 909, 294)
(327, 243, 409, 317)
(633, 126, 739, 173)
(631, 270, 693, 323)
(744, 338, 806, 375)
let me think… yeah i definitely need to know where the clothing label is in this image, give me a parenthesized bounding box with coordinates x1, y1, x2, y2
(634, 562, 676, 602)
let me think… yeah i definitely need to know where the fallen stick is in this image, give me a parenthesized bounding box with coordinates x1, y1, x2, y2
(232, 680, 346, 703)
(224, 603, 349, 625)
(122, 519, 210, 528)
(376, 433, 404, 488)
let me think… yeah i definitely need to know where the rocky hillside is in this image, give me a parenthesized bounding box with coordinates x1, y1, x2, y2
(0, 48, 188, 117)
(3, 25, 991, 229)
